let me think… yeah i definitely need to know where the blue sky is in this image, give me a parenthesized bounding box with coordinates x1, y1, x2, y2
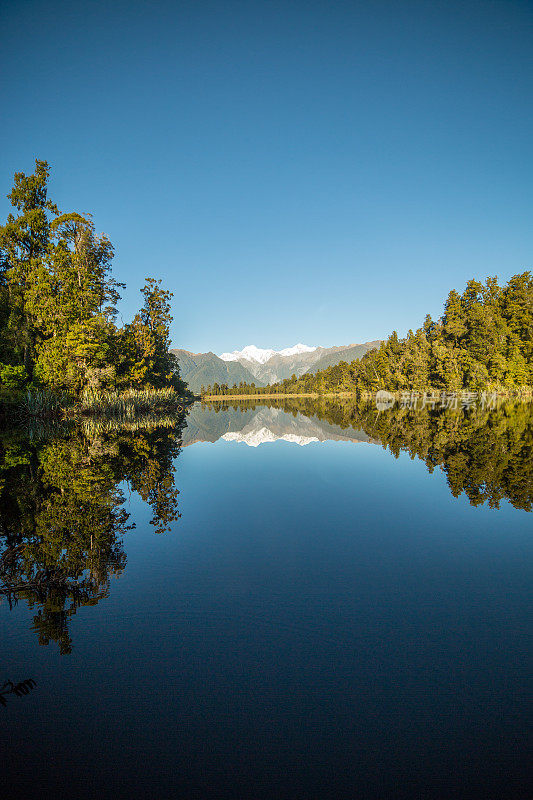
(1, 0, 532, 352)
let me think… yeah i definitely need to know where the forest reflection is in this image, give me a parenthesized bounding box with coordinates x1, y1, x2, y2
(2, 397, 531, 656)
(0, 417, 185, 654)
(205, 397, 533, 512)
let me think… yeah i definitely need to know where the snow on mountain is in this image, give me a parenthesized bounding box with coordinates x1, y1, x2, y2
(277, 343, 317, 357)
(220, 408, 322, 446)
(220, 345, 275, 364)
(219, 343, 316, 364)
(222, 429, 320, 447)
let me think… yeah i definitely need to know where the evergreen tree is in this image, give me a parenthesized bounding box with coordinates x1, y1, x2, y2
(122, 278, 184, 391)
(0, 160, 58, 373)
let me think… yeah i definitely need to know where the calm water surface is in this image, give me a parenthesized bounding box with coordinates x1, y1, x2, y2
(1, 400, 532, 799)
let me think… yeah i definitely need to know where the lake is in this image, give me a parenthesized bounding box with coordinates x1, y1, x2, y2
(1, 399, 532, 799)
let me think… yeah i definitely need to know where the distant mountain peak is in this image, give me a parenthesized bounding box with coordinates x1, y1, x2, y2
(219, 343, 317, 364)
(172, 340, 380, 392)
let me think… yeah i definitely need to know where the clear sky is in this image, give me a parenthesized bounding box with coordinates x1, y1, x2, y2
(1, 0, 532, 353)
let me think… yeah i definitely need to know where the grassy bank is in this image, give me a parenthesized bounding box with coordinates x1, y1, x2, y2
(78, 388, 191, 416)
(0, 387, 193, 423)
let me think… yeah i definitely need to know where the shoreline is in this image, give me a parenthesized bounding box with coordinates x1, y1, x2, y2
(200, 388, 533, 402)
(202, 392, 324, 400)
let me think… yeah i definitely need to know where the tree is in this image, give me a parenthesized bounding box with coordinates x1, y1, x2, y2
(122, 278, 184, 391)
(442, 289, 467, 345)
(24, 212, 122, 392)
(0, 160, 58, 373)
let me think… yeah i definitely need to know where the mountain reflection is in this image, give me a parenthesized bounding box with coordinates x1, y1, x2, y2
(182, 402, 375, 447)
(195, 397, 533, 511)
(0, 419, 184, 654)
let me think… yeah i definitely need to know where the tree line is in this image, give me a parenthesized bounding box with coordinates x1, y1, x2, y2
(201, 381, 262, 396)
(207, 273, 533, 396)
(0, 160, 187, 399)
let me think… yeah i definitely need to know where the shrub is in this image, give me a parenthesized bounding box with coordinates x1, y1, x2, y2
(0, 364, 28, 390)
(21, 389, 71, 415)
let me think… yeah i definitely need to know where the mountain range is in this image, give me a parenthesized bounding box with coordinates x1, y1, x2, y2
(171, 341, 380, 392)
(181, 404, 376, 447)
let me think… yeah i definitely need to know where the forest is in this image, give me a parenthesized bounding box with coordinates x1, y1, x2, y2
(0, 160, 189, 413)
(205, 272, 533, 397)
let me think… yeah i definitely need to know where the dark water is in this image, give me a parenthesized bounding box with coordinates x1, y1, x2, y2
(1, 400, 532, 799)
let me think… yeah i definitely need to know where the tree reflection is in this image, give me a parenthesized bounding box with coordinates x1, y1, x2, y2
(0, 418, 185, 654)
(0, 678, 37, 707)
(207, 396, 533, 512)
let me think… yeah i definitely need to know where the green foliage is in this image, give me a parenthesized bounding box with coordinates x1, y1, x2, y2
(118, 279, 185, 392)
(0, 160, 189, 403)
(0, 364, 28, 389)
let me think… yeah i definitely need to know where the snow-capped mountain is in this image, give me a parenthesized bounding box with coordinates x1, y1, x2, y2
(222, 429, 320, 447)
(181, 405, 376, 448)
(171, 341, 381, 391)
(220, 343, 317, 364)
(219, 342, 321, 383)
(216, 342, 381, 385)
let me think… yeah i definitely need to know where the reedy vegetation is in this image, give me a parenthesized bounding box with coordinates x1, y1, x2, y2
(78, 388, 184, 417)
